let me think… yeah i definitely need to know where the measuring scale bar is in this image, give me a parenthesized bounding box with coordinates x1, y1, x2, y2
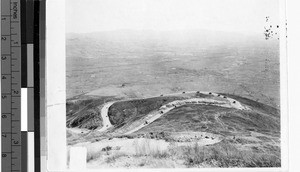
(2, 0, 44, 171)
(1, 0, 22, 172)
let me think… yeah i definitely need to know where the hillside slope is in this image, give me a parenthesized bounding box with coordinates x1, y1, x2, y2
(66, 95, 115, 129)
(67, 93, 280, 168)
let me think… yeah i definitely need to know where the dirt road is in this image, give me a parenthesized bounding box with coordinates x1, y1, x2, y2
(97, 101, 115, 132)
(97, 91, 249, 133)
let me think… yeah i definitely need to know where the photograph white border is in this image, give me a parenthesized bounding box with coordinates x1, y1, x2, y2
(46, 0, 67, 170)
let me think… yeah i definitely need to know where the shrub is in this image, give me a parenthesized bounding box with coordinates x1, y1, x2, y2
(183, 142, 205, 165)
(152, 151, 170, 159)
(105, 152, 127, 163)
(102, 146, 112, 152)
(86, 150, 101, 162)
(101, 146, 112, 155)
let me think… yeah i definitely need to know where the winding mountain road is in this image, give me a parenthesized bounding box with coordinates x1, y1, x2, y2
(97, 91, 250, 133)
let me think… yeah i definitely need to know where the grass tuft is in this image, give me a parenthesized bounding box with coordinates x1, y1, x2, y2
(181, 141, 280, 167)
(133, 138, 169, 158)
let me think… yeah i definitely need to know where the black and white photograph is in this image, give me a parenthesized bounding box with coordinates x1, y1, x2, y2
(64, 0, 285, 169)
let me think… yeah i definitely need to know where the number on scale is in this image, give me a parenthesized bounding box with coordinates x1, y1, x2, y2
(1, 36, 7, 40)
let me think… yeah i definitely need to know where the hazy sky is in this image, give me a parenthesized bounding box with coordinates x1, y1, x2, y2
(66, 0, 280, 34)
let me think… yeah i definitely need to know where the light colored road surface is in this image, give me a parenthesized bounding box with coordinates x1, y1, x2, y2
(123, 97, 248, 135)
(97, 101, 115, 132)
(97, 91, 250, 133)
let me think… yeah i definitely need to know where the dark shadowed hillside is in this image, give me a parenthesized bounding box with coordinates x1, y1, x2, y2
(66, 96, 115, 129)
